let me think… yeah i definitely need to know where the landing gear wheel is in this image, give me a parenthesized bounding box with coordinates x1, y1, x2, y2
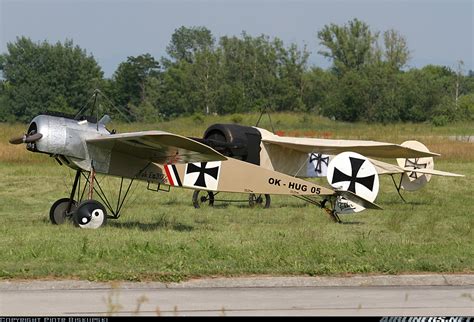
(49, 198, 77, 225)
(192, 190, 215, 209)
(249, 194, 271, 208)
(73, 200, 107, 229)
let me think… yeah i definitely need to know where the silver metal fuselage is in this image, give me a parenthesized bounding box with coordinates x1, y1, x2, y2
(28, 115, 110, 171)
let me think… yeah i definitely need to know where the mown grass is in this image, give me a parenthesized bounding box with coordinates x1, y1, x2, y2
(0, 113, 472, 281)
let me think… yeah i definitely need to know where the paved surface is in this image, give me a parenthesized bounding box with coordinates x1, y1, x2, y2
(0, 274, 473, 316)
(448, 135, 473, 143)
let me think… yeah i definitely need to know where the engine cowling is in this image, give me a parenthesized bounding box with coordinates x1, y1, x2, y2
(25, 114, 110, 160)
(203, 123, 262, 165)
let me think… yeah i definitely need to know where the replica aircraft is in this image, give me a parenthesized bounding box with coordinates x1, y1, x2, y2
(194, 123, 463, 214)
(9, 102, 463, 228)
(10, 112, 387, 228)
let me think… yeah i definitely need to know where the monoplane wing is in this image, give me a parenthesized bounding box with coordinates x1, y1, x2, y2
(86, 131, 227, 164)
(407, 168, 464, 177)
(369, 158, 464, 177)
(259, 129, 439, 158)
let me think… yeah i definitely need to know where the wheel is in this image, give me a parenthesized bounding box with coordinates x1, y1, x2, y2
(192, 190, 215, 209)
(49, 198, 77, 225)
(249, 194, 271, 208)
(73, 199, 107, 229)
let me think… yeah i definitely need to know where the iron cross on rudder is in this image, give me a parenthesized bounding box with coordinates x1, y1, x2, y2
(331, 157, 375, 194)
(404, 158, 428, 179)
(310, 153, 329, 175)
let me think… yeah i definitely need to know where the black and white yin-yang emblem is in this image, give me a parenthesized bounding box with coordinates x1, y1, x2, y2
(327, 152, 379, 214)
(308, 153, 330, 177)
(183, 161, 221, 190)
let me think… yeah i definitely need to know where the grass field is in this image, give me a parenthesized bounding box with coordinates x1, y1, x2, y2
(0, 113, 472, 281)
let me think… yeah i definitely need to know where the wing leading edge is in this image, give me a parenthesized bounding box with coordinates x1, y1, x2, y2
(86, 131, 227, 164)
(369, 158, 464, 177)
(259, 129, 440, 159)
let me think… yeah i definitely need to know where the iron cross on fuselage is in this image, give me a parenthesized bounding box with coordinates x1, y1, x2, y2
(186, 162, 219, 188)
(331, 157, 375, 194)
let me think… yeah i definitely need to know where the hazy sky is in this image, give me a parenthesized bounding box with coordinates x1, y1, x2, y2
(1, 0, 472, 77)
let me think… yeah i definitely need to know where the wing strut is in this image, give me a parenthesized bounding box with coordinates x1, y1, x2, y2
(255, 106, 275, 133)
(390, 174, 407, 203)
(81, 171, 136, 219)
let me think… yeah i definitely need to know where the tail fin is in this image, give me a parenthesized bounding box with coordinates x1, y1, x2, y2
(327, 151, 380, 214)
(396, 140, 434, 191)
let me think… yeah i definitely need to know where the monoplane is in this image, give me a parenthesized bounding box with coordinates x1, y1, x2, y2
(10, 111, 387, 227)
(9, 99, 462, 227)
(193, 122, 463, 214)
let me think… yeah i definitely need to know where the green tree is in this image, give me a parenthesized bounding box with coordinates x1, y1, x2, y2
(0, 37, 103, 122)
(216, 35, 248, 113)
(111, 53, 160, 119)
(382, 29, 410, 70)
(274, 42, 310, 111)
(363, 63, 404, 123)
(187, 50, 221, 115)
(217, 33, 305, 113)
(400, 65, 456, 122)
(166, 26, 215, 64)
(317, 18, 379, 75)
(457, 93, 474, 120)
(302, 67, 336, 114)
(321, 69, 371, 122)
(157, 61, 193, 118)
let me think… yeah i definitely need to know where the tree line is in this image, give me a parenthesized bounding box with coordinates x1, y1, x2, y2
(1, 19, 473, 125)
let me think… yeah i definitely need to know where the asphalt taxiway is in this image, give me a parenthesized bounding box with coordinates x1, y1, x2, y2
(0, 274, 472, 316)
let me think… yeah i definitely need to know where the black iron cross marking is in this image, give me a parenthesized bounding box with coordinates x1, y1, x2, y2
(331, 157, 375, 194)
(309, 153, 329, 174)
(186, 162, 219, 187)
(405, 158, 427, 179)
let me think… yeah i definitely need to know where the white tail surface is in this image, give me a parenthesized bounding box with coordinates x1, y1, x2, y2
(327, 151, 379, 214)
(396, 141, 434, 191)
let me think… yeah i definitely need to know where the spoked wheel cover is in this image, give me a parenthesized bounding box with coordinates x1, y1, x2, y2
(73, 200, 107, 229)
(49, 198, 77, 225)
(192, 190, 215, 209)
(249, 194, 271, 208)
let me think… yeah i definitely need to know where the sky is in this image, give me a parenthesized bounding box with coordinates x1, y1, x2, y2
(1, 0, 472, 77)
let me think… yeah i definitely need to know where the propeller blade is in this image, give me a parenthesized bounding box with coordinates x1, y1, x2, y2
(8, 132, 42, 144)
(9, 135, 26, 145)
(25, 132, 42, 143)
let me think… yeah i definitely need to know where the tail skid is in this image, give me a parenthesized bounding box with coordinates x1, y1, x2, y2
(308, 191, 382, 223)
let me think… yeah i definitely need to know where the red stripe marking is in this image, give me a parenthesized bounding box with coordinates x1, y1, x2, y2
(164, 165, 174, 186)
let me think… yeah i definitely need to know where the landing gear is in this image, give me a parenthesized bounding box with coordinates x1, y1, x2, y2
(73, 199, 107, 229)
(249, 194, 271, 208)
(192, 190, 272, 209)
(323, 207, 342, 223)
(48, 168, 134, 229)
(49, 198, 77, 225)
(320, 198, 341, 223)
(49, 169, 81, 225)
(192, 190, 215, 208)
(293, 195, 342, 223)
